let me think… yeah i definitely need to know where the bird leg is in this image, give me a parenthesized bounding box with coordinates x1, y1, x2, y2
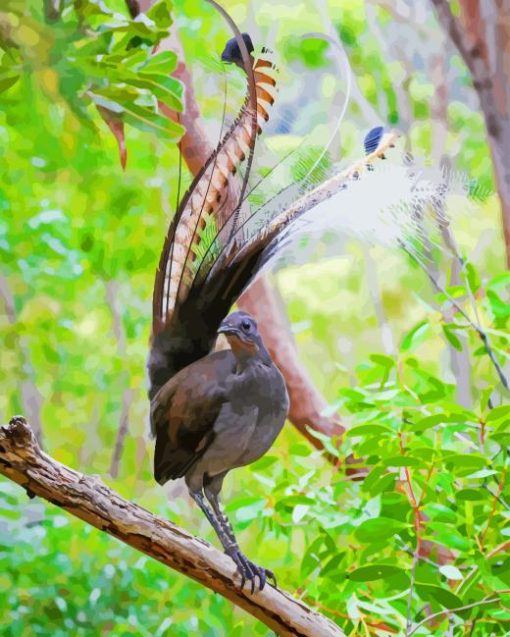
(203, 485, 276, 592)
(190, 488, 262, 592)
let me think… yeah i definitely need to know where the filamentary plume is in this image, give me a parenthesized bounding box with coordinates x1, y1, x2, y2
(264, 149, 486, 273)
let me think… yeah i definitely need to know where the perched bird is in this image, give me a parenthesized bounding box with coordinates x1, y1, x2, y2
(151, 311, 288, 590)
(148, 29, 285, 592)
(148, 22, 399, 591)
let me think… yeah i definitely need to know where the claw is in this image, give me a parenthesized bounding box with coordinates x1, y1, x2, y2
(225, 548, 275, 593)
(265, 568, 277, 589)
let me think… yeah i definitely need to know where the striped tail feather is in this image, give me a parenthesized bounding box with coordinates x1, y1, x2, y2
(149, 31, 278, 397)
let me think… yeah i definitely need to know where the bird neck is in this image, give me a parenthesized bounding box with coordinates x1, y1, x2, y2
(230, 337, 273, 370)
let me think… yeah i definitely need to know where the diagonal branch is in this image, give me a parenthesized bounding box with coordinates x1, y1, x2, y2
(0, 416, 344, 637)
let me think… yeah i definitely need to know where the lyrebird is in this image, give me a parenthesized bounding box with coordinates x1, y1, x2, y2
(148, 6, 400, 592)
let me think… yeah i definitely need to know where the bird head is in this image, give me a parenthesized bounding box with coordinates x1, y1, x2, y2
(217, 311, 267, 361)
(221, 32, 254, 69)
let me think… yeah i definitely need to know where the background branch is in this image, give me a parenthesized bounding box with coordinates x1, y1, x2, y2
(0, 416, 344, 637)
(430, 0, 510, 267)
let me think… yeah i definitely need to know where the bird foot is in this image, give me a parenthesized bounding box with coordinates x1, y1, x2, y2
(225, 548, 276, 593)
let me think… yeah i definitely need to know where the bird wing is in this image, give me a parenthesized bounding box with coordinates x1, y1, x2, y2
(151, 349, 236, 484)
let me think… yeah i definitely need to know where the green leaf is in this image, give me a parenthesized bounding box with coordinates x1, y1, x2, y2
(406, 414, 445, 432)
(300, 537, 323, 577)
(88, 92, 124, 114)
(279, 495, 315, 507)
(383, 456, 420, 467)
(465, 262, 480, 294)
(487, 289, 510, 319)
(289, 443, 312, 457)
(401, 320, 430, 352)
(146, 0, 173, 28)
(346, 424, 394, 437)
(0, 74, 20, 93)
(486, 405, 510, 423)
(444, 453, 487, 474)
(488, 272, 510, 292)
(432, 531, 471, 551)
(455, 488, 489, 501)
(422, 503, 457, 523)
(442, 324, 463, 351)
(225, 495, 266, 512)
(369, 472, 396, 496)
(123, 102, 184, 140)
(416, 583, 464, 611)
(354, 517, 407, 543)
(349, 564, 404, 581)
(250, 455, 278, 470)
(129, 73, 183, 111)
(369, 354, 395, 369)
(320, 552, 346, 577)
(142, 51, 178, 75)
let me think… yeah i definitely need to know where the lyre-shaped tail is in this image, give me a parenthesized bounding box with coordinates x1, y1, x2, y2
(149, 33, 277, 397)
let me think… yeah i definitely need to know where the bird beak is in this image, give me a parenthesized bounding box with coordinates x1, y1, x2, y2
(217, 321, 239, 337)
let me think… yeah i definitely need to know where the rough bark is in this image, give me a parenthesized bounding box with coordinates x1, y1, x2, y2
(430, 0, 510, 268)
(0, 416, 344, 637)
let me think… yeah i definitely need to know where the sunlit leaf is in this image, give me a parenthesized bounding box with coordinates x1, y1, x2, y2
(349, 564, 405, 582)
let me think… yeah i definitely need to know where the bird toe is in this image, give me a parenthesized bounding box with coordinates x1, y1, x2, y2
(226, 549, 275, 593)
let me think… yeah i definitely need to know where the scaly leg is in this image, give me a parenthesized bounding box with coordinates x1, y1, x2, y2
(202, 478, 276, 592)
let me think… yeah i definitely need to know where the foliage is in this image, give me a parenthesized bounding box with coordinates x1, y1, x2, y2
(0, 0, 183, 142)
(1, 0, 509, 636)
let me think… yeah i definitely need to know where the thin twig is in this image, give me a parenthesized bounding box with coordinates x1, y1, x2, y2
(403, 246, 509, 391)
(399, 431, 423, 636)
(408, 595, 500, 636)
(481, 461, 508, 549)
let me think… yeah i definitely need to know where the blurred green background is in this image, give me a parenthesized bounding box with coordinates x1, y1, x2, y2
(1, 0, 509, 635)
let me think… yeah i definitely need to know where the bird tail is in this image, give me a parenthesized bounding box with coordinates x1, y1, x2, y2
(148, 17, 278, 397)
(148, 10, 467, 400)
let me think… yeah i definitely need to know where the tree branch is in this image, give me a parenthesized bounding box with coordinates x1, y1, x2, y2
(429, 0, 486, 83)
(430, 0, 510, 268)
(0, 416, 344, 637)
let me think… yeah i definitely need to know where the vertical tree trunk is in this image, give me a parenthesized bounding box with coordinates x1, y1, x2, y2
(431, 0, 510, 267)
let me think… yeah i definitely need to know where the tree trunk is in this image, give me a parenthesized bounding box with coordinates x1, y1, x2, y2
(431, 0, 510, 267)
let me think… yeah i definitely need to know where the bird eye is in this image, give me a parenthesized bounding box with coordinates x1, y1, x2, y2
(241, 319, 251, 332)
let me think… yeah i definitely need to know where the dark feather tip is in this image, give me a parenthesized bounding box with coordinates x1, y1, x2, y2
(364, 126, 385, 155)
(221, 32, 254, 68)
